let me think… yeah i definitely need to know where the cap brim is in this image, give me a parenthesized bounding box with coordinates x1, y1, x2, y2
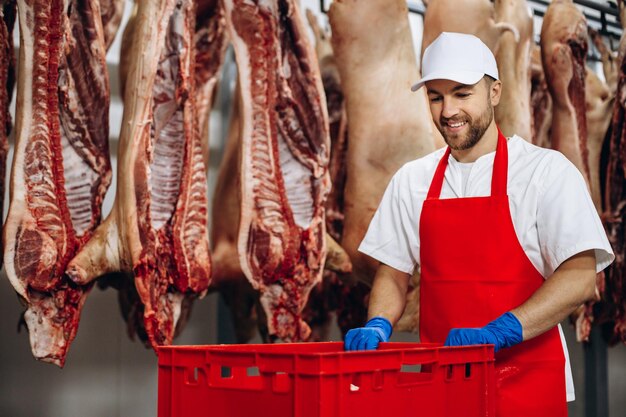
(410, 70, 485, 92)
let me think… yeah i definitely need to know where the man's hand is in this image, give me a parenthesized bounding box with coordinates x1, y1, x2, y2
(344, 317, 393, 351)
(444, 312, 523, 352)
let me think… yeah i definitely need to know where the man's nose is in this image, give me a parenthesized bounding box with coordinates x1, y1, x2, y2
(441, 99, 458, 119)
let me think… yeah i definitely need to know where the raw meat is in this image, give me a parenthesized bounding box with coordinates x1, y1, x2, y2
(67, 0, 212, 350)
(541, 0, 590, 190)
(329, 0, 438, 288)
(224, 0, 331, 342)
(4, 0, 113, 366)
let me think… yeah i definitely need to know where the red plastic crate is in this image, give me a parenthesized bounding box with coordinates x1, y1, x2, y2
(158, 342, 495, 417)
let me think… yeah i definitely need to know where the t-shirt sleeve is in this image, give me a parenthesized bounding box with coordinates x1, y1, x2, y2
(357, 168, 419, 275)
(537, 155, 614, 276)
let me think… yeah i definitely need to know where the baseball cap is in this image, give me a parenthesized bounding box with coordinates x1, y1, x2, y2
(411, 32, 499, 91)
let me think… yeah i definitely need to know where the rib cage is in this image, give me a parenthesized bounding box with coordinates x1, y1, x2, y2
(4, 0, 113, 366)
(225, 0, 330, 342)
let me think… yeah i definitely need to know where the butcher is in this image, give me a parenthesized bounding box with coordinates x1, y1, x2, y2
(344, 32, 614, 416)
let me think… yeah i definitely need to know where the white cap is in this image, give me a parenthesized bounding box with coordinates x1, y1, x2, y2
(411, 32, 499, 91)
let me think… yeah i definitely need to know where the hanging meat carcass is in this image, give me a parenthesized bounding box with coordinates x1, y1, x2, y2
(493, 0, 533, 140)
(541, 0, 591, 191)
(67, 0, 212, 350)
(328, 0, 438, 288)
(0, 0, 16, 268)
(602, 2, 626, 345)
(223, 0, 331, 342)
(4, 0, 113, 366)
(113, 0, 228, 346)
(328, 0, 440, 335)
(421, 0, 517, 53)
(211, 83, 350, 343)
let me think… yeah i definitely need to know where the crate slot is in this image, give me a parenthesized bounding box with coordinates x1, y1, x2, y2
(246, 366, 259, 377)
(186, 367, 203, 385)
(465, 363, 472, 379)
(446, 365, 454, 381)
(397, 362, 433, 386)
(221, 366, 231, 378)
(400, 364, 422, 373)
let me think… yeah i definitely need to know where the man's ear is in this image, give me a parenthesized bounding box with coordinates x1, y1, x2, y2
(490, 79, 502, 106)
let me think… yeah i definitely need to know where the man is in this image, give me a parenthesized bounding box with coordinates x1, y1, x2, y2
(344, 32, 614, 416)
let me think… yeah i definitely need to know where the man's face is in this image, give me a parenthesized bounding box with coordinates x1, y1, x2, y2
(425, 78, 498, 151)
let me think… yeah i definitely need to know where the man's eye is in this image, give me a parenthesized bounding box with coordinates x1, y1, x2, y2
(457, 93, 470, 98)
(429, 96, 442, 102)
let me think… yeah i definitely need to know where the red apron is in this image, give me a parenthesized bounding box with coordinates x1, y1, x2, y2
(419, 130, 567, 416)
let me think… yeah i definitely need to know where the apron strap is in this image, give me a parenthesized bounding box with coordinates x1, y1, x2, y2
(426, 127, 508, 200)
(491, 128, 508, 197)
(426, 146, 451, 200)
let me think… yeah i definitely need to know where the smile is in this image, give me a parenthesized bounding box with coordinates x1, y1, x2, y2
(446, 121, 467, 128)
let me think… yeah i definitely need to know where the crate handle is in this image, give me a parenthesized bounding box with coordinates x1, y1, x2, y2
(396, 362, 434, 387)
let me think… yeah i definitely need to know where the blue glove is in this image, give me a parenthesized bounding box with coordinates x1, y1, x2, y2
(444, 312, 523, 352)
(344, 317, 393, 351)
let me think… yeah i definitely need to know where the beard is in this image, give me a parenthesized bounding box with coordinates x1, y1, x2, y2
(438, 101, 494, 151)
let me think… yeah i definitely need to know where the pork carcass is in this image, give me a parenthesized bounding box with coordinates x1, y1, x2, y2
(329, 0, 437, 288)
(0, 0, 16, 268)
(530, 44, 552, 148)
(601, 2, 626, 344)
(541, 0, 590, 189)
(67, 0, 212, 350)
(212, 82, 350, 343)
(224, 0, 331, 342)
(421, 0, 517, 54)
(4, 0, 113, 366)
(493, 0, 533, 140)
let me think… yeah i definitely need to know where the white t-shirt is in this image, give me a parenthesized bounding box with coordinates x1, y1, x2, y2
(358, 135, 615, 402)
